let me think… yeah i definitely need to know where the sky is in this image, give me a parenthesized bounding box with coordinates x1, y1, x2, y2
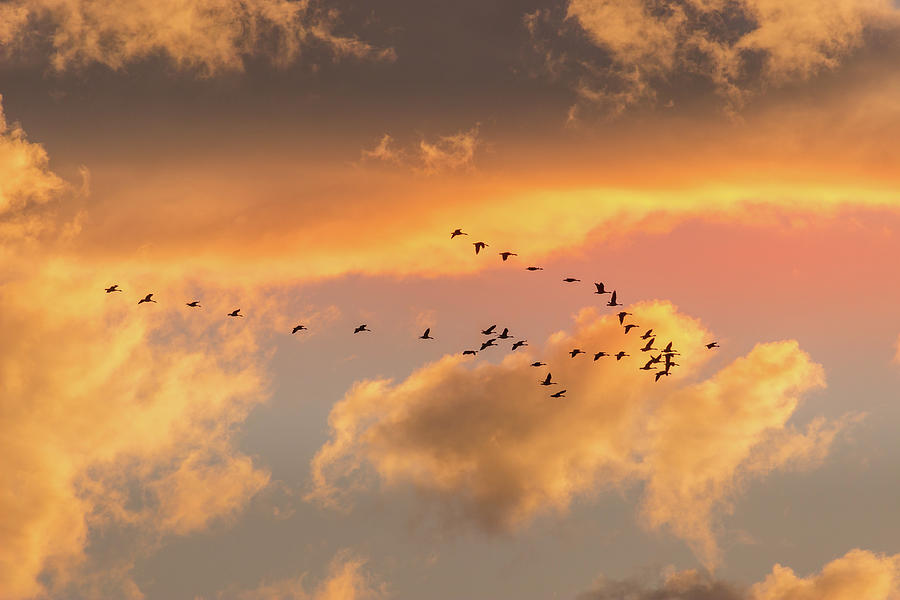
(2, 1, 900, 599)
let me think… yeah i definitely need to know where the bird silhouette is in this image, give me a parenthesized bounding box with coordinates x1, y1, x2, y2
(617, 311, 632, 325)
(511, 340, 528, 350)
(292, 324, 307, 334)
(623, 324, 638, 334)
(499, 252, 517, 261)
(105, 284, 122, 293)
(649, 354, 663, 364)
(526, 266, 543, 271)
(531, 361, 546, 367)
(540, 373, 557, 386)
(640, 338, 656, 352)
(473, 242, 488, 254)
(563, 277, 581, 283)
(662, 342, 679, 355)
(641, 329, 654, 340)
(450, 228, 467, 238)
(593, 351, 609, 361)
(640, 359, 656, 370)
(594, 282, 610, 294)
(420, 328, 434, 340)
(138, 293, 156, 304)
(354, 324, 370, 333)
(186, 301, 201, 308)
(706, 342, 720, 349)
(615, 351, 629, 360)
(550, 389, 566, 398)
(655, 371, 670, 382)
(228, 309, 243, 317)
(607, 291, 622, 307)
(569, 349, 585, 357)
(480, 338, 497, 351)
(497, 328, 513, 339)
(462, 350, 478, 356)
(482, 324, 497, 335)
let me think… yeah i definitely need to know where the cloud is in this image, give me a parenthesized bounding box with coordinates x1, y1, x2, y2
(361, 125, 481, 174)
(0, 0, 395, 74)
(577, 548, 900, 600)
(308, 301, 852, 567)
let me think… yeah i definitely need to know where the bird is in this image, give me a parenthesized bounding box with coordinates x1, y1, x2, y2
(354, 324, 370, 333)
(450, 228, 467, 238)
(511, 340, 528, 351)
(497, 328, 513, 339)
(607, 291, 622, 307)
(649, 354, 663, 364)
(593, 351, 609, 361)
(499, 252, 517, 261)
(292, 324, 307, 334)
(641, 329, 654, 340)
(662, 342, 679, 355)
(655, 371, 670, 382)
(623, 324, 639, 334)
(540, 373, 557, 386)
(640, 338, 656, 352)
(463, 350, 478, 356)
(594, 282, 610, 295)
(639, 359, 656, 371)
(706, 342, 720, 349)
(480, 338, 497, 351)
(615, 351, 629, 361)
(228, 309, 243, 317)
(526, 266, 543, 271)
(665, 359, 680, 370)
(617, 311, 632, 325)
(482, 324, 497, 335)
(550, 389, 566, 398)
(138, 293, 156, 304)
(105, 284, 122, 293)
(569, 349, 585, 357)
(186, 301, 201, 308)
(531, 361, 546, 367)
(563, 277, 581, 283)
(473, 242, 488, 254)
(419, 328, 434, 340)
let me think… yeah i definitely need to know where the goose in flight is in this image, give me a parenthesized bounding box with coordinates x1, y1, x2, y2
(607, 291, 622, 307)
(640, 338, 656, 352)
(105, 284, 122, 293)
(450, 228, 467, 238)
(497, 327, 513, 339)
(354, 324, 370, 333)
(138, 293, 156, 304)
(499, 252, 517, 261)
(623, 324, 638, 334)
(531, 361, 546, 367)
(563, 277, 581, 283)
(593, 351, 609, 361)
(480, 338, 497, 351)
(617, 311, 632, 325)
(706, 342, 720, 349)
(462, 350, 478, 356)
(473, 241, 488, 254)
(482, 324, 497, 335)
(228, 308, 243, 317)
(639, 359, 656, 371)
(615, 351, 629, 361)
(419, 328, 434, 340)
(186, 301, 201, 308)
(292, 324, 307, 334)
(662, 342, 679, 355)
(655, 371, 670, 382)
(641, 329, 654, 340)
(550, 389, 566, 398)
(540, 373, 557, 386)
(511, 340, 528, 351)
(569, 349, 585, 357)
(649, 354, 663, 364)
(594, 282, 610, 295)
(526, 266, 543, 271)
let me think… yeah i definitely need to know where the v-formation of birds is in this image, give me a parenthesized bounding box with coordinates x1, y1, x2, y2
(105, 228, 718, 397)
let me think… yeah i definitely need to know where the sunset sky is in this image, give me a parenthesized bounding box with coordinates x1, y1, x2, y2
(3, 1, 900, 599)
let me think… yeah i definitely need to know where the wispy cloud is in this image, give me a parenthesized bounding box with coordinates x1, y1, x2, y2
(361, 125, 481, 174)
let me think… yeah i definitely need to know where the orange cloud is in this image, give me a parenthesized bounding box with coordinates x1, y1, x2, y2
(361, 125, 481, 174)
(308, 301, 852, 567)
(0, 0, 394, 74)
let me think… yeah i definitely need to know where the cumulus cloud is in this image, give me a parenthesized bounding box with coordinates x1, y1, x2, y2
(578, 548, 900, 600)
(361, 125, 481, 174)
(0, 0, 395, 74)
(528, 0, 900, 116)
(308, 301, 852, 567)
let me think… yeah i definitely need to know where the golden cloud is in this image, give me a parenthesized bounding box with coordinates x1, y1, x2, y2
(361, 125, 481, 175)
(0, 0, 395, 74)
(308, 301, 852, 567)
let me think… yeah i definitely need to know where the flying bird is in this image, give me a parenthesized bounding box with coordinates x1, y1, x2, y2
(228, 308, 243, 317)
(655, 371, 670, 382)
(480, 338, 497, 351)
(138, 293, 156, 304)
(540, 373, 557, 386)
(607, 291, 622, 307)
(450, 228, 467, 238)
(499, 252, 517, 261)
(640, 338, 656, 352)
(420, 328, 434, 340)
(563, 277, 581, 283)
(105, 284, 122, 293)
(706, 342, 720, 349)
(292, 324, 307, 334)
(482, 324, 497, 335)
(550, 389, 567, 398)
(593, 351, 609, 361)
(354, 324, 370, 333)
(462, 350, 478, 356)
(594, 282, 610, 295)
(526, 266, 543, 271)
(617, 311, 632, 325)
(662, 342, 679, 355)
(649, 354, 663, 364)
(615, 351, 629, 361)
(497, 327, 513, 339)
(569, 349, 585, 357)
(473, 242, 488, 254)
(641, 329, 654, 340)
(531, 361, 546, 367)
(623, 324, 639, 334)
(640, 359, 656, 371)
(511, 340, 528, 351)
(186, 301, 201, 308)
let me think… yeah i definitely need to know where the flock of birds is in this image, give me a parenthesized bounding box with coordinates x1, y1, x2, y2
(104, 227, 719, 397)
